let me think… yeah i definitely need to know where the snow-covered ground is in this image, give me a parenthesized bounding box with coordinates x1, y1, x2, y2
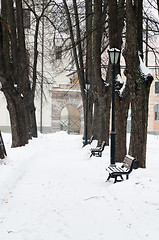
(0, 131, 159, 240)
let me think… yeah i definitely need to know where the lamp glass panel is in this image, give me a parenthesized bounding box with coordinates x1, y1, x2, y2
(108, 48, 120, 64)
(114, 51, 120, 64)
(109, 51, 115, 65)
(85, 83, 90, 90)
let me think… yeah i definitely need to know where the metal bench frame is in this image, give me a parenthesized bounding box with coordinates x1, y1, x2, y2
(87, 135, 94, 144)
(90, 141, 106, 157)
(106, 155, 136, 183)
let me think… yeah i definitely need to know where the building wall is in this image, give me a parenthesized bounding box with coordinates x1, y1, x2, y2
(1, 68, 159, 134)
(148, 71, 159, 134)
(0, 93, 11, 132)
(51, 83, 84, 134)
(0, 7, 159, 135)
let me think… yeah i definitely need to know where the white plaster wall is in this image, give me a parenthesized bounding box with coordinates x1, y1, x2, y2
(0, 92, 11, 132)
(0, 8, 73, 133)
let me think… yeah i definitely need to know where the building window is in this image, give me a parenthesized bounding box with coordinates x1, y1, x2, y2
(155, 111, 159, 121)
(14, 8, 30, 29)
(52, 104, 53, 116)
(155, 82, 159, 94)
(154, 104, 159, 120)
(55, 46, 62, 60)
(23, 9, 30, 29)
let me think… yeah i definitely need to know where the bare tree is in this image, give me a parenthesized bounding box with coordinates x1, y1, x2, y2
(0, 0, 37, 147)
(62, 0, 110, 145)
(124, 0, 153, 168)
(107, 0, 129, 163)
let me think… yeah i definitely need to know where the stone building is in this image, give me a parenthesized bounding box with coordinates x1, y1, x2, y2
(148, 71, 159, 134)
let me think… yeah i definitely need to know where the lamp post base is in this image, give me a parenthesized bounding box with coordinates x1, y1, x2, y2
(83, 141, 88, 147)
(110, 131, 116, 166)
(109, 163, 116, 167)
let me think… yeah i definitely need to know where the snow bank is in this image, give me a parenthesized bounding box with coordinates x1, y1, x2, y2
(0, 132, 159, 240)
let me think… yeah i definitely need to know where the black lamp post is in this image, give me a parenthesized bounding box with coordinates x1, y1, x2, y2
(108, 48, 121, 166)
(83, 82, 90, 146)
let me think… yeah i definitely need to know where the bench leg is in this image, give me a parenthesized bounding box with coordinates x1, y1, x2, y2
(120, 175, 124, 180)
(114, 176, 117, 183)
(106, 174, 123, 183)
(126, 174, 129, 180)
(106, 174, 111, 182)
(95, 152, 102, 157)
(90, 152, 96, 157)
(114, 175, 123, 183)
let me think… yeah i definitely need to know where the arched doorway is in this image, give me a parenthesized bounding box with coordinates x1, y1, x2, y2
(51, 84, 84, 134)
(60, 105, 81, 134)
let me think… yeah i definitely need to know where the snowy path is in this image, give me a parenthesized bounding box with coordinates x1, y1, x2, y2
(0, 132, 159, 240)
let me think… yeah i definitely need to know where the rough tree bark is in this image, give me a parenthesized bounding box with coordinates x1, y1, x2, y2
(0, 0, 37, 147)
(92, 0, 109, 145)
(157, 0, 159, 15)
(108, 0, 129, 162)
(125, 0, 153, 168)
(23, 0, 55, 137)
(85, 0, 94, 139)
(72, 0, 91, 142)
(63, 0, 95, 143)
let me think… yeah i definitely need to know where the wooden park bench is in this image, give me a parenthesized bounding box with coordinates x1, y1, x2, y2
(106, 155, 136, 183)
(87, 135, 94, 144)
(90, 141, 106, 157)
(0, 131, 7, 163)
(83, 135, 94, 147)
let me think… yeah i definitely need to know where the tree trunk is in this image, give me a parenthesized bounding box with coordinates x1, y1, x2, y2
(115, 96, 129, 162)
(85, 0, 94, 139)
(129, 82, 152, 168)
(64, 0, 95, 143)
(5, 93, 28, 147)
(125, 0, 153, 168)
(0, 0, 37, 147)
(157, 0, 159, 15)
(108, 0, 128, 162)
(92, 0, 108, 145)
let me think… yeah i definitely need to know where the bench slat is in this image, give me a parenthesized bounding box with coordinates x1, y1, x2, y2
(107, 166, 128, 173)
(91, 147, 101, 151)
(116, 167, 127, 172)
